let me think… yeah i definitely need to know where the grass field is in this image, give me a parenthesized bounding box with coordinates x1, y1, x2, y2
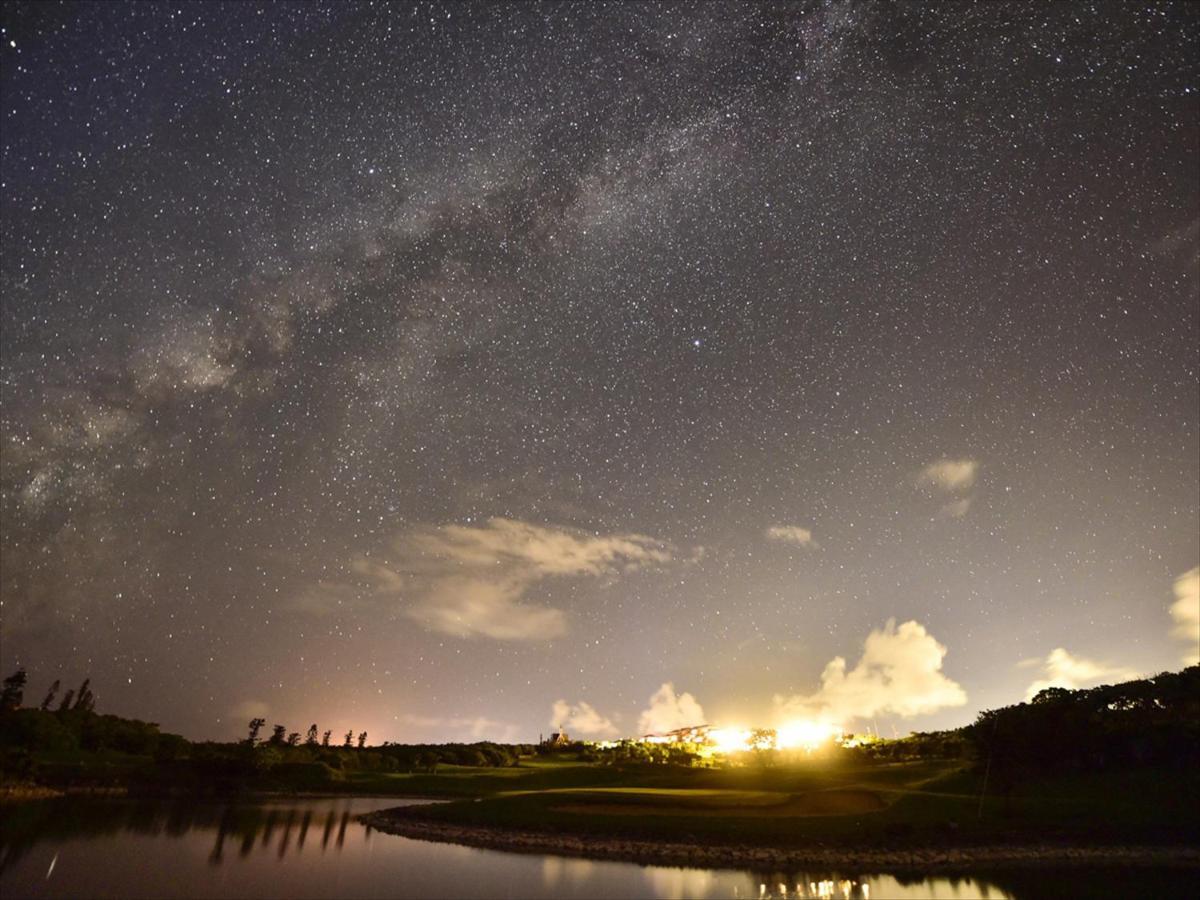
(364, 754, 1200, 849)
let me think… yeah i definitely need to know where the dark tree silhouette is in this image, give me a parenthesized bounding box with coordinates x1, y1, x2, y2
(57, 689, 75, 712)
(322, 730, 332, 747)
(72, 678, 95, 713)
(343, 730, 353, 748)
(1, 669, 27, 710)
(40, 679, 61, 711)
(286, 732, 301, 746)
(357, 731, 367, 749)
(305, 724, 319, 746)
(269, 724, 287, 745)
(247, 717, 266, 745)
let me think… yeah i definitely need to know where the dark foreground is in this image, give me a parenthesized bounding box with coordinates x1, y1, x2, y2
(3, 794, 1199, 900)
(361, 805, 1200, 874)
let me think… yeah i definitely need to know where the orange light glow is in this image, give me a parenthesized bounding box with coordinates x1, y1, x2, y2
(775, 719, 838, 751)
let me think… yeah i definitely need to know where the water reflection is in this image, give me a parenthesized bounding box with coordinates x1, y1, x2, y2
(1, 797, 1193, 899)
(1, 797, 368, 875)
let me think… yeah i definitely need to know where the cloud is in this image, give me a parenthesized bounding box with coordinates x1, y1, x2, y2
(231, 700, 270, 721)
(395, 713, 517, 742)
(918, 458, 979, 492)
(766, 525, 816, 547)
(1169, 567, 1200, 666)
(405, 517, 672, 576)
(939, 497, 972, 519)
(774, 620, 967, 725)
(408, 575, 567, 641)
(1024, 648, 1140, 700)
(289, 580, 366, 616)
(638, 682, 706, 735)
(551, 700, 619, 739)
(360, 518, 672, 640)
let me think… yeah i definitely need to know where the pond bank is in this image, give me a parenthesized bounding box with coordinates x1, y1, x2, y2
(359, 808, 1200, 873)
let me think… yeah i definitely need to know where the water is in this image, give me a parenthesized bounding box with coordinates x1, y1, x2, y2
(0, 796, 1194, 899)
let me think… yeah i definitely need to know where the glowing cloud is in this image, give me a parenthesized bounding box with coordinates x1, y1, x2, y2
(766, 525, 816, 547)
(405, 517, 672, 576)
(918, 458, 979, 492)
(550, 699, 619, 739)
(638, 682, 706, 735)
(774, 619, 967, 725)
(231, 699, 270, 721)
(1169, 567, 1200, 666)
(367, 518, 672, 640)
(1024, 647, 1139, 700)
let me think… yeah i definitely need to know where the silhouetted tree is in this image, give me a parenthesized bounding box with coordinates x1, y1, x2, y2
(286, 732, 301, 746)
(57, 689, 75, 712)
(322, 730, 332, 747)
(357, 731, 367, 749)
(343, 730, 353, 748)
(305, 724, 319, 746)
(73, 678, 95, 713)
(1, 669, 27, 711)
(969, 667, 1200, 780)
(40, 679, 61, 711)
(247, 717, 266, 745)
(270, 724, 287, 745)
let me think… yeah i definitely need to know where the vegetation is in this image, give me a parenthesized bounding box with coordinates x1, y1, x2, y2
(969, 667, 1199, 780)
(0, 670, 539, 797)
(373, 667, 1199, 851)
(387, 759, 1199, 850)
(2, 664, 1197, 859)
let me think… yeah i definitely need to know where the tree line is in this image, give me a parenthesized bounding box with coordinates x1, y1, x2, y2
(245, 718, 368, 750)
(968, 665, 1199, 781)
(0, 669, 535, 792)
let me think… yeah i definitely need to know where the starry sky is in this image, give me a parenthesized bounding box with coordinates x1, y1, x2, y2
(2, 2, 1197, 744)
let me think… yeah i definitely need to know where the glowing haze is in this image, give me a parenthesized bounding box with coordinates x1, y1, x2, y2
(1, 3, 1197, 745)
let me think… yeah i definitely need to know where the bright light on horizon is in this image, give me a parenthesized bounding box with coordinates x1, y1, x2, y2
(775, 719, 839, 751)
(638, 719, 845, 754)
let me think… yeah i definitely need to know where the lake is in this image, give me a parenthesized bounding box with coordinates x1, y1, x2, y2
(0, 796, 1194, 899)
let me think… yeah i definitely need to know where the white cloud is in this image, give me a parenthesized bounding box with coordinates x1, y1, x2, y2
(638, 682, 706, 735)
(361, 518, 671, 641)
(918, 458, 978, 492)
(405, 517, 672, 577)
(550, 700, 619, 739)
(1169, 567, 1200, 666)
(766, 525, 816, 547)
(774, 620, 967, 726)
(1024, 647, 1139, 700)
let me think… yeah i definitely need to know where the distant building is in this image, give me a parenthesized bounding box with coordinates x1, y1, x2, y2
(643, 724, 710, 744)
(544, 730, 571, 746)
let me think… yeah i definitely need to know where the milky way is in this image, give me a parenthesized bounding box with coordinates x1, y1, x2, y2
(2, 2, 1197, 742)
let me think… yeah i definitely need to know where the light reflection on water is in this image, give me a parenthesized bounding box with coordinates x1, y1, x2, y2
(1, 795, 1190, 899)
(542, 855, 1009, 900)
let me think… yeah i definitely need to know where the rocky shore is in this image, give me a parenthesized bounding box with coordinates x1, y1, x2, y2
(359, 808, 1200, 873)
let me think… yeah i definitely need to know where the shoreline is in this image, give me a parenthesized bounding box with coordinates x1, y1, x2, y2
(359, 809, 1200, 873)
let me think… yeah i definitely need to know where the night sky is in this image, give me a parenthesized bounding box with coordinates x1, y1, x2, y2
(2, 2, 1197, 744)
